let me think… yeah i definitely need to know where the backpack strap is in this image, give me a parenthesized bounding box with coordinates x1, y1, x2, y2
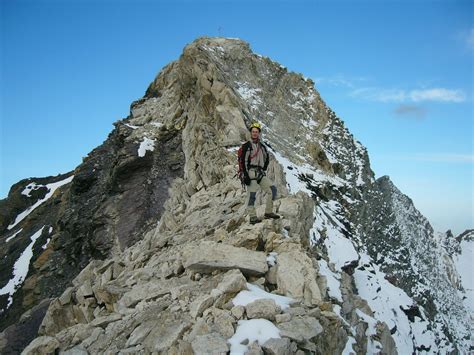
(261, 142, 269, 171)
(241, 141, 252, 173)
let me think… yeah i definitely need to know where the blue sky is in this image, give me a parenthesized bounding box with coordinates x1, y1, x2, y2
(1, 0, 472, 234)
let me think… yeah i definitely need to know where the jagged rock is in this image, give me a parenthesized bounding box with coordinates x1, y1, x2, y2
(211, 309, 235, 338)
(76, 280, 94, 305)
(285, 307, 306, 317)
(275, 313, 291, 323)
(231, 305, 245, 320)
(278, 316, 323, 343)
(21, 336, 59, 355)
(47, 323, 95, 351)
(38, 299, 76, 336)
(261, 337, 292, 355)
(311, 310, 348, 354)
(191, 332, 229, 354)
(229, 229, 262, 250)
(277, 193, 315, 246)
(247, 341, 264, 355)
(185, 318, 210, 343)
(275, 248, 322, 306)
(89, 313, 122, 328)
(245, 299, 281, 321)
(189, 294, 214, 319)
(61, 345, 89, 355)
(78, 327, 104, 349)
(72, 261, 102, 288)
(183, 241, 268, 276)
(117, 281, 171, 309)
(375, 322, 397, 355)
(142, 311, 191, 352)
(216, 269, 247, 294)
(93, 284, 128, 312)
(125, 321, 155, 347)
(59, 287, 74, 306)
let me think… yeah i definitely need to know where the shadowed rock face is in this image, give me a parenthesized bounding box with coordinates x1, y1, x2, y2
(0, 109, 185, 348)
(0, 37, 471, 354)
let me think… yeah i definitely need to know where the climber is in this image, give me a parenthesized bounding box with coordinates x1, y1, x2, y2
(239, 122, 280, 224)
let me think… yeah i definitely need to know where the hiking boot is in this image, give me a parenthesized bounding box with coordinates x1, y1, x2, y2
(250, 216, 262, 224)
(264, 212, 280, 219)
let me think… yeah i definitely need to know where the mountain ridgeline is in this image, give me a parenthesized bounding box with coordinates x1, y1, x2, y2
(0, 37, 471, 354)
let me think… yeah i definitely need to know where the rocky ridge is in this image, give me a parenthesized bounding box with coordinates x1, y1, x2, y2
(0, 37, 472, 353)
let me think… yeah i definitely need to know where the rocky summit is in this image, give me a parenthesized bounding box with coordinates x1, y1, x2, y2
(0, 37, 472, 354)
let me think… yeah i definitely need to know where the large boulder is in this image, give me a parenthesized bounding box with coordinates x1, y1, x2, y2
(191, 332, 229, 355)
(278, 316, 323, 343)
(261, 337, 294, 355)
(21, 336, 59, 355)
(215, 269, 247, 294)
(245, 299, 281, 321)
(275, 248, 322, 306)
(183, 241, 268, 276)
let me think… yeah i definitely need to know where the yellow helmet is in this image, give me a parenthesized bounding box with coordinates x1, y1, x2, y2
(249, 122, 261, 131)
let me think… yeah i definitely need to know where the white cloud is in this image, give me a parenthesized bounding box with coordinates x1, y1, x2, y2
(314, 74, 369, 88)
(350, 87, 406, 102)
(350, 87, 466, 103)
(410, 88, 466, 102)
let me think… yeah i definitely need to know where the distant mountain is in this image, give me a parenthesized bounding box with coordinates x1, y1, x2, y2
(1, 37, 471, 354)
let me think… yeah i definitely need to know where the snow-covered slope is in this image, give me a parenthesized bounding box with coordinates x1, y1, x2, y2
(453, 230, 474, 314)
(195, 37, 472, 352)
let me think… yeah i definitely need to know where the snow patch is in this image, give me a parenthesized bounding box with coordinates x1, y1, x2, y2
(8, 176, 74, 230)
(266, 252, 277, 267)
(226, 146, 240, 153)
(228, 319, 280, 355)
(21, 182, 43, 197)
(355, 309, 383, 353)
(138, 137, 155, 157)
(318, 259, 342, 302)
(354, 252, 438, 353)
(0, 226, 45, 311)
(42, 238, 51, 250)
(310, 204, 358, 269)
(232, 283, 295, 310)
(454, 238, 474, 313)
(271, 149, 343, 196)
(342, 336, 357, 355)
(235, 81, 262, 110)
(5, 228, 23, 243)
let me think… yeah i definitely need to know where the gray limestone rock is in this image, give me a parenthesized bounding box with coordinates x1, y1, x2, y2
(216, 269, 247, 294)
(191, 333, 229, 355)
(183, 241, 268, 276)
(189, 294, 214, 319)
(278, 316, 323, 343)
(261, 337, 292, 355)
(275, 250, 322, 306)
(21, 336, 59, 355)
(231, 305, 245, 320)
(245, 299, 281, 321)
(142, 312, 191, 352)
